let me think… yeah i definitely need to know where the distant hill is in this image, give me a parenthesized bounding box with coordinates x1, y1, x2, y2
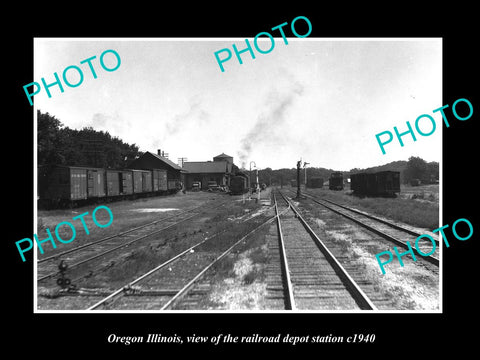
(258, 158, 437, 186)
(348, 160, 408, 183)
(349, 160, 408, 174)
(349, 158, 438, 184)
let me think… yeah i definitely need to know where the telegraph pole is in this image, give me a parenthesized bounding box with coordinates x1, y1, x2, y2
(304, 161, 310, 188)
(178, 157, 188, 167)
(256, 168, 260, 203)
(249, 161, 256, 200)
(296, 159, 301, 198)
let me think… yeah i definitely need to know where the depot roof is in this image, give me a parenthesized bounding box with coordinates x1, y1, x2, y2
(182, 161, 229, 174)
(128, 151, 185, 172)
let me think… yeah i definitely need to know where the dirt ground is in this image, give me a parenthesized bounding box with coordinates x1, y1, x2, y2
(36, 189, 272, 310)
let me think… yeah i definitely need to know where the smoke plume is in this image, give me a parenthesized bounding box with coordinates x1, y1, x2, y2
(166, 101, 209, 136)
(238, 78, 304, 168)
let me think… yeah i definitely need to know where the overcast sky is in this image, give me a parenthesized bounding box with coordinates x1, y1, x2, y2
(34, 38, 442, 170)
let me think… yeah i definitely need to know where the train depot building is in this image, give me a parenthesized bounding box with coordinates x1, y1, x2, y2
(127, 150, 186, 189)
(182, 153, 235, 190)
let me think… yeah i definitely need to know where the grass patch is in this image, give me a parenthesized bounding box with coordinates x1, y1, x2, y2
(105, 247, 169, 284)
(192, 209, 271, 309)
(347, 196, 438, 229)
(305, 188, 439, 229)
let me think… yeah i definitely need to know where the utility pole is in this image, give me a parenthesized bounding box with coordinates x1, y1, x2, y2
(178, 157, 188, 167)
(249, 161, 256, 200)
(296, 159, 301, 198)
(256, 168, 260, 203)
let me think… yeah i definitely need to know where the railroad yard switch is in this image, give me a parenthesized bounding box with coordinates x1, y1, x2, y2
(56, 260, 74, 290)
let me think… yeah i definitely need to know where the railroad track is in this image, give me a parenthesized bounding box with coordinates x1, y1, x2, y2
(37, 200, 228, 285)
(87, 212, 278, 310)
(297, 191, 440, 266)
(266, 191, 377, 310)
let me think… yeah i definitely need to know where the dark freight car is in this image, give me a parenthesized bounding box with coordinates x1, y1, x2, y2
(229, 175, 249, 195)
(307, 177, 323, 188)
(38, 165, 106, 207)
(351, 171, 400, 197)
(38, 165, 87, 203)
(329, 172, 344, 190)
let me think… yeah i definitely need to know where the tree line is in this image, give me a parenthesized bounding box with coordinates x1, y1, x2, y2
(256, 157, 439, 186)
(38, 110, 140, 169)
(38, 110, 438, 186)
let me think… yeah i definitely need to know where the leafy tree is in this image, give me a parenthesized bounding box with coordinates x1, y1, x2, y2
(404, 156, 428, 184)
(37, 110, 140, 169)
(426, 161, 439, 182)
(37, 111, 66, 165)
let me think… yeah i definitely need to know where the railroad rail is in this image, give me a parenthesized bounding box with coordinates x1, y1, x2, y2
(273, 192, 296, 310)
(321, 197, 436, 244)
(87, 212, 279, 310)
(37, 200, 228, 283)
(296, 191, 439, 266)
(263, 193, 295, 310)
(270, 191, 377, 310)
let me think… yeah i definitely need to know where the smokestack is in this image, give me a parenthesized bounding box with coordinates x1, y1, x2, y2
(157, 149, 161, 156)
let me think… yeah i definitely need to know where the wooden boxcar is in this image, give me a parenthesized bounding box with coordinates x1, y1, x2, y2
(38, 165, 106, 206)
(130, 169, 153, 193)
(106, 170, 121, 196)
(39, 163, 177, 208)
(106, 169, 134, 196)
(121, 170, 134, 194)
(38, 165, 87, 202)
(350, 173, 368, 194)
(86, 168, 106, 198)
(351, 171, 400, 196)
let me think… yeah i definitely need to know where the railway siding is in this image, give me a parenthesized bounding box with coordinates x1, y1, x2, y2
(37, 193, 256, 310)
(289, 192, 439, 310)
(300, 192, 439, 265)
(81, 200, 274, 310)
